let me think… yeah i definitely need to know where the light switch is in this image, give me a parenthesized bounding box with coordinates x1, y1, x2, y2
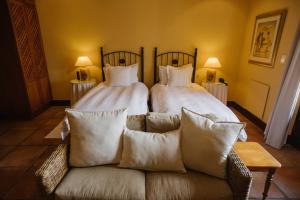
(280, 54, 287, 64)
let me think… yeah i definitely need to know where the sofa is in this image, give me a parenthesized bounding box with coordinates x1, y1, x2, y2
(35, 114, 252, 200)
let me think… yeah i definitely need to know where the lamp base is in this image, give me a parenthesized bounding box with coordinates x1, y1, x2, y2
(206, 69, 216, 82)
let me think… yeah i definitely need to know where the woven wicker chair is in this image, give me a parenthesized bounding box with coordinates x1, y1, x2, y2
(35, 143, 252, 200)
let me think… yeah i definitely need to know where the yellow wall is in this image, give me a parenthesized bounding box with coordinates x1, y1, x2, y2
(234, 0, 300, 122)
(36, 0, 249, 100)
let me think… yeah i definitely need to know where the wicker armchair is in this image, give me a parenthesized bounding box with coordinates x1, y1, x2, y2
(35, 144, 252, 200)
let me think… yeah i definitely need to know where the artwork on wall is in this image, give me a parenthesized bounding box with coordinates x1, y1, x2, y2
(249, 9, 287, 67)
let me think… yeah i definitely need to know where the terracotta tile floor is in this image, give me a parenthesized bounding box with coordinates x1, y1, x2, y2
(0, 106, 299, 199)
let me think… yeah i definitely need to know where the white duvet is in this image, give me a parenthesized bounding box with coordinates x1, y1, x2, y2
(73, 82, 148, 115)
(47, 82, 148, 139)
(151, 83, 247, 141)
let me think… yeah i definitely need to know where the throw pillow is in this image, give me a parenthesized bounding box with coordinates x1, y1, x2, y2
(66, 108, 127, 167)
(181, 107, 245, 179)
(119, 129, 186, 172)
(146, 112, 180, 133)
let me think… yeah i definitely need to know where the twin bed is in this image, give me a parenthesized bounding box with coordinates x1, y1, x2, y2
(49, 47, 247, 141)
(73, 47, 148, 116)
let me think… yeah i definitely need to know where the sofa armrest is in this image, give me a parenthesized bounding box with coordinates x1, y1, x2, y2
(227, 150, 252, 200)
(35, 144, 69, 195)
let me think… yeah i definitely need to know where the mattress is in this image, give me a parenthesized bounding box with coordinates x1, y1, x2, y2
(151, 83, 247, 141)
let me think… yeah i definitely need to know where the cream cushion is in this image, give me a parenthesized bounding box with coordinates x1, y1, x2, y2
(146, 112, 180, 133)
(127, 115, 145, 131)
(146, 170, 232, 200)
(55, 166, 145, 200)
(181, 107, 245, 179)
(66, 108, 127, 167)
(119, 129, 186, 172)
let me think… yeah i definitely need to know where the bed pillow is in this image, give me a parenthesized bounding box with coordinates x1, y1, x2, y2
(158, 65, 168, 85)
(66, 108, 128, 167)
(130, 63, 139, 83)
(180, 107, 245, 179)
(167, 64, 193, 87)
(107, 67, 131, 86)
(105, 63, 139, 84)
(119, 129, 186, 172)
(146, 112, 180, 133)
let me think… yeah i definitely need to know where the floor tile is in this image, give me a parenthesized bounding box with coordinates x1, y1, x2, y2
(249, 172, 286, 199)
(0, 146, 15, 160)
(3, 168, 46, 200)
(0, 167, 27, 198)
(273, 167, 300, 199)
(0, 129, 35, 145)
(0, 146, 47, 167)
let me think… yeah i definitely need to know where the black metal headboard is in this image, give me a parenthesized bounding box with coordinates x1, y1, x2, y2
(154, 47, 197, 83)
(100, 47, 144, 82)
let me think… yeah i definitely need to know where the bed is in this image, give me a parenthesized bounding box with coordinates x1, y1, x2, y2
(73, 46, 149, 114)
(151, 47, 247, 141)
(47, 47, 148, 139)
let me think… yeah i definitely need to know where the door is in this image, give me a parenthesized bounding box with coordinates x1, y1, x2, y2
(7, 0, 52, 115)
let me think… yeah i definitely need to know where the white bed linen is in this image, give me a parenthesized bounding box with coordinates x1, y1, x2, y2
(73, 82, 148, 114)
(151, 83, 247, 141)
(47, 82, 148, 139)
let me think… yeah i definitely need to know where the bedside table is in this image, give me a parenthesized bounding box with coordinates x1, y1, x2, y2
(70, 79, 97, 105)
(202, 82, 228, 105)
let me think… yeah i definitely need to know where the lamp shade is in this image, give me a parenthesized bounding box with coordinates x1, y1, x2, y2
(204, 57, 222, 68)
(75, 56, 93, 67)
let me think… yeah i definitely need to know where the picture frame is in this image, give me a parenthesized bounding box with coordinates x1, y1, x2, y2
(249, 9, 287, 67)
(76, 68, 90, 81)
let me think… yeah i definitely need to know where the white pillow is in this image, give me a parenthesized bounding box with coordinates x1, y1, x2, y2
(66, 108, 128, 167)
(158, 66, 168, 85)
(107, 67, 131, 86)
(167, 64, 193, 87)
(180, 107, 245, 179)
(119, 129, 186, 173)
(130, 64, 139, 83)
(105, 64, 138, 84)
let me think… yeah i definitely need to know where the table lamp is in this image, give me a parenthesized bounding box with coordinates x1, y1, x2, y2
(204, 57, 222, 82)
(75, 56, 93, 81)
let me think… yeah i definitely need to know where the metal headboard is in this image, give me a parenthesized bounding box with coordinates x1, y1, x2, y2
(154, 47, 197, 83)
(100, 47, 144, 82)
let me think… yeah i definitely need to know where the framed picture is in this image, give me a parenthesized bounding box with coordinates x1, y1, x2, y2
(249, 9, 287, 67)
(76, 68, 90, 81)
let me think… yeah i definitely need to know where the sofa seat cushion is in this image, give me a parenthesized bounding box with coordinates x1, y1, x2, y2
(146, 170, 232, 200)
(55, 166, 145, 200)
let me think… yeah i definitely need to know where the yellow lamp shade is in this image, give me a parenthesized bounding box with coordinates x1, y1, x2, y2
(75, 56, 93, 67)
(204, 57, 222, 68)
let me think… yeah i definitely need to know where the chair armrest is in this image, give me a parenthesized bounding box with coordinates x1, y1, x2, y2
(35, 144, 69, 195)
(227, 150, 252, 200)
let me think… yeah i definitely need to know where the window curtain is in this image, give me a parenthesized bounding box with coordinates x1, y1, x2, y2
(265, 35, 300, 149)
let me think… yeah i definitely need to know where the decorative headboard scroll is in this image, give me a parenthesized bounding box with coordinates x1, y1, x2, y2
(154, 47, 197, 83)
(100, 47, 144, 82)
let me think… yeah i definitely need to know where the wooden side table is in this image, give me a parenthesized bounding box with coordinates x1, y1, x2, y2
(70, 79, 97, 105)
(234, 142, 281, 200)
(202, 82, 228, 105)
